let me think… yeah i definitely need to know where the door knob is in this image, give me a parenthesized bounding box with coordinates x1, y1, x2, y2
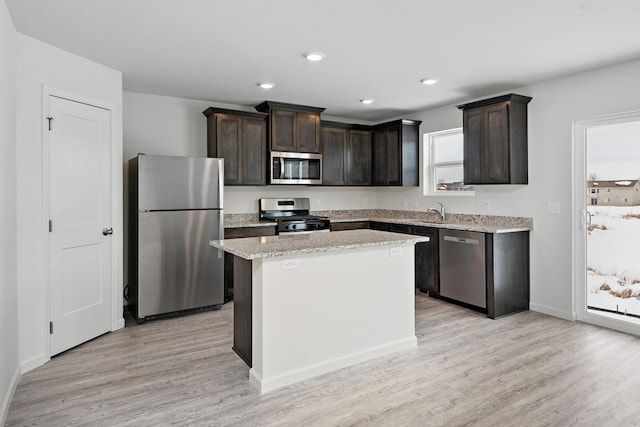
(102, 227, 114, 236)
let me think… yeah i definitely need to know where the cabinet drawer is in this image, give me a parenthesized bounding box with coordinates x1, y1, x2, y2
(224, 226, 276, 239)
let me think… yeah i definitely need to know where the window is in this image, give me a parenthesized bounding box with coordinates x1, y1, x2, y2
(424, 128, 474, 195)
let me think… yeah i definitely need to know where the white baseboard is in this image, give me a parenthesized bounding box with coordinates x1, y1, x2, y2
(250, 336, 418, 394)
(20, 353, 49, 374)
(1, 365, 21, 426)
(530, 303, 576, 321)
(115, 316, 125, 330)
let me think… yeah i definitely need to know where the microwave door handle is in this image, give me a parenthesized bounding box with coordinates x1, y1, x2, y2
(280, 157, 285, 179)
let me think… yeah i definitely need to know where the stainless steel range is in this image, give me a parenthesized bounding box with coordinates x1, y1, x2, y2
(259, 198, 330, 234)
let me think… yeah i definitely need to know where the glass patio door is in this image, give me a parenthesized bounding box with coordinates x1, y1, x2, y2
(574, 112, 640, 333)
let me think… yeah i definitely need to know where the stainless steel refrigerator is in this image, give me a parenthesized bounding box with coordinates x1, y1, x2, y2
(128, 154, 224, 322)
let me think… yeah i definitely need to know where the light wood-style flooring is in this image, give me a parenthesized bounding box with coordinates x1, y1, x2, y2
(7, 294, 640, 426)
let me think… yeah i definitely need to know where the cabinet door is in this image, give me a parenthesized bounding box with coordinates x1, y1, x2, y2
(348, 130, 372, 185)
(372, 129, 387, 185)
(484, 103, 509, 183)
(330, 221, 369, 231)
(414, 226, 439, 293)
(389, 223, 413, 234)
(271, 109, 296, 151)
(243, 118, 267, 185)
(321, 127, 347, 185)
(385, 126, 401, 185)
(297, 112, 321, 152)
(369, 221, 390, 231)
(216, 114, 242, 185)
(463, 108, 483, 184)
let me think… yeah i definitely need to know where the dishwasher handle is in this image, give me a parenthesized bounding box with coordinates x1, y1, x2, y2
(443, 235, 480, 245)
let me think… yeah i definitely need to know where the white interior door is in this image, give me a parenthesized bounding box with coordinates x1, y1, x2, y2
(574, 111, 640, 336)
(49, 95, 113, 356)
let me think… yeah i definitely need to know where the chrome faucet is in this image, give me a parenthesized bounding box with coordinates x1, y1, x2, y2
(427, 202, 445, 222)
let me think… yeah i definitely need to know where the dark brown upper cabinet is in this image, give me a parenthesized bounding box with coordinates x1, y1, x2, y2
(321, 122, 372, 186)
(372, 119, 421, 186)
(457, 94, 532, 185)
(347, 129, 372, 186)
(255, 101, 325, 153)
(203, 107, 267, 186)
(321, 124, 347, 185)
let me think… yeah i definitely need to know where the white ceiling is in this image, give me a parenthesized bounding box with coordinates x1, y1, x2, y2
(6, 0, 640, 122)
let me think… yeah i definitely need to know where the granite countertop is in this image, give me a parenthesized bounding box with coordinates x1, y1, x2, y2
(210, 229, 429, 260)
(224, 209, 533, 234)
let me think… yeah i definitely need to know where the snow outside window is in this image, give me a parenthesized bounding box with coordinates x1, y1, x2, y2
(424, 128, 474, 195)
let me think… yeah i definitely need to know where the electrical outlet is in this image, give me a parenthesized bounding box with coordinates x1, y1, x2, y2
(483, 200, 491, 211)
(389, 247, 402, 257)
(282, 259, 299, 270)
(315, 199, 321, 208)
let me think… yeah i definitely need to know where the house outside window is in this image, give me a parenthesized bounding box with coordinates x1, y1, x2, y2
(424, 128, 474, 195)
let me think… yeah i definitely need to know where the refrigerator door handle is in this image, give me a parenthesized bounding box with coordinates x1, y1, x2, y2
(218, 217, 224, 259)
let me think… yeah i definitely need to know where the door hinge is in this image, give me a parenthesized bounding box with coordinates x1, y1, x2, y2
(49, 219, 53, 232)
(49, 321, 53, 334)
(46, 117, 53, 131)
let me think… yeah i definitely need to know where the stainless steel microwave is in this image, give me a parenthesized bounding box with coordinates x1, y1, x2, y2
(270, 151, 322, 185)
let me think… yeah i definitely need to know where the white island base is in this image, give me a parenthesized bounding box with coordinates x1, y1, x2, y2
(249, 244, 417, 394)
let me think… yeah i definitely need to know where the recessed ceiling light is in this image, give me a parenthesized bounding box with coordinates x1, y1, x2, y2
(304, 52, 325, 62)
(258, 82, 275, 89)
(420, 77, 439, 85)
(360, 99, 375, 105)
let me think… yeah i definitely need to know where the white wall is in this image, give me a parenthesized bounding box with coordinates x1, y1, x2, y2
(123, 91, 378, 213)
(16, 34, 123, 372)
(379, 58, 640, 320)
(0, 1, 19, 423)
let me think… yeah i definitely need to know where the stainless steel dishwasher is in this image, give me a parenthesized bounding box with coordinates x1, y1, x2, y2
(439, 230, 486, 308)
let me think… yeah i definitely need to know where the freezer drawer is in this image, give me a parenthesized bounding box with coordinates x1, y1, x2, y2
(439, 230, 486, 308)
(136, 210, 223, 318)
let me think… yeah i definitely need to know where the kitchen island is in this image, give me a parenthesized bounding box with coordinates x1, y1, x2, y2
(210, 229, 428, 394)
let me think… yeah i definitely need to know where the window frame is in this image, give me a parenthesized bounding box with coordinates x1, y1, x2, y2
(423, 127, 475, 196)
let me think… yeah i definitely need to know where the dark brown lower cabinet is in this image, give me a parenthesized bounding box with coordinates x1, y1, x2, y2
(414, 226, 439, 294)
(431, 230, 529, 319)
(485, 231, 530, 319)
(364, 221, 529, 318)
(329, 221, 370, 231)
(223, 226, 276, 303)
(373, 222, 438, 294)
(369, 221, 390, 232)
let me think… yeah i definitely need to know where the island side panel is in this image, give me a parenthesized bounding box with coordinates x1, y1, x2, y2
(249, 244, 417, 394)
(232, 255, 253, 366)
